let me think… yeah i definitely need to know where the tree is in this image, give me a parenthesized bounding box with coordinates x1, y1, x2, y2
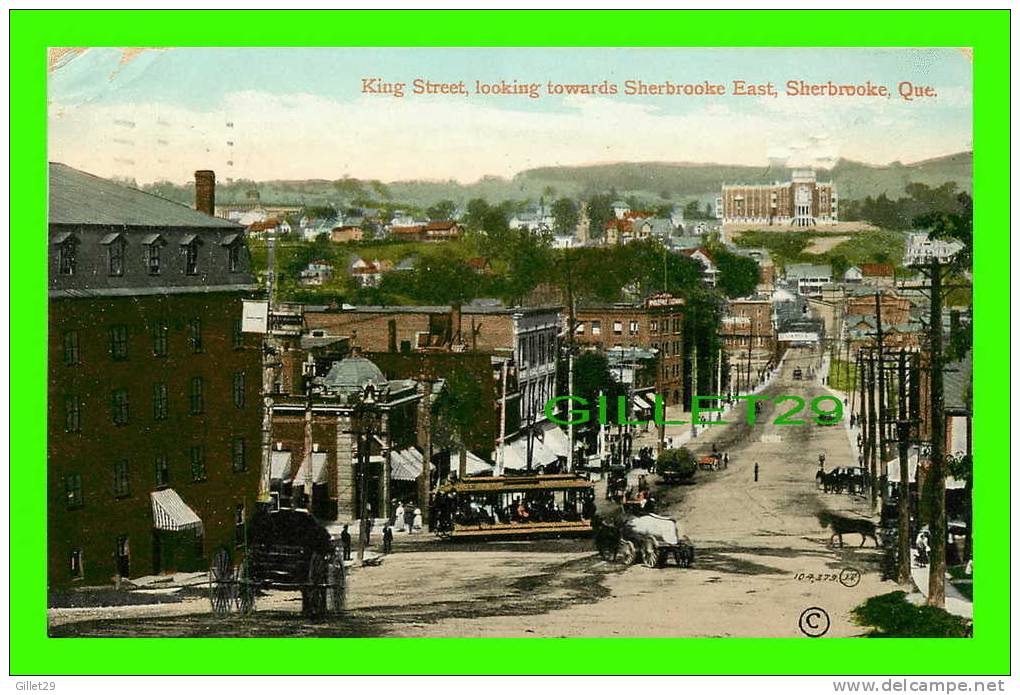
(683, 200, 703, 219)
(550, 198, 579, 236)
(585, 194, 614, 240)
(426, 200, 457, 221)
(464, 198, 490, 230)
(657, 447, 697, 481)
(714, 249, 761, 298)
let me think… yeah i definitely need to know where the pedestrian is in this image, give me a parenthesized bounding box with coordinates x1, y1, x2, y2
(405, 504, 416, 534)
(754, 462, 759, 482)
(723, 452, 729, 468)
(340, 524, 352, 561)
(395, 500, 406, 532)
(365, 502, 374, 545)
(382, 524, 393, 554)
(818, 452, 826, 470)
(412, 507, 423, 533)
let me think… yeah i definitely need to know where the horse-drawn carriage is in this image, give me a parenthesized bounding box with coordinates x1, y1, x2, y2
(595, 511, 694, 568)
(816, 466, 869, 496)
(209, 508, 346, 617)
(606, 466, 629, 502)
(697, 453, 725, 471)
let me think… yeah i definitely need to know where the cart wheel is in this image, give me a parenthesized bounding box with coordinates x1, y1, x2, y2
(641, 539, 658, 568)
(236, 556, 256, 614)
(303, 553, 327, 617)
(617, 539, 636, 565)
(209, 549, 235, 615)
(327, 553, 346, 614)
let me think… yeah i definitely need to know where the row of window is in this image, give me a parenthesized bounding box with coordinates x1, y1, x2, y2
(63, 373, 246, 432)
(63, 439, 249, 510)
(57, 235, 242, 278)
(62, 320, 246, 366)
(518, 330, 557, 368)
(652, 341, 683, 357)
(66, 502, 247, 579)
(574, 317, 682, 337)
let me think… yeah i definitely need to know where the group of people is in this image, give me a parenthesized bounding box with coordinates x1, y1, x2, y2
(392, 500, 423, 535)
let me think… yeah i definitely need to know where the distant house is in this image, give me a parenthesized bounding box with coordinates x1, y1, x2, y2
(611, 200, 631, 220)
(300, 216, 337, 241)
(680, 247, 718, 286)
(390, 221, 462, 242)
(509, 203, 553, 231)
(623, 210, 655, 222)
(299, 261, 334, 286)
(858, 263, 895, 288)
(348, 256, 393, 287)
(246, 217, 291, 239)
(465, 257, 493, 274)
(905, 232, 964, 266)
(394, 257, 417, 272)
(785, 263, 832, 296)
(844, 265, 864, 283)
(604, 218, 633, 245)
(636, 217, 675, 240)
(330, 225, 364, 243)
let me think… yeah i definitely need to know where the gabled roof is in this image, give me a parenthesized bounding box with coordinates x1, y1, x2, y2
(49, 162, 237, 229)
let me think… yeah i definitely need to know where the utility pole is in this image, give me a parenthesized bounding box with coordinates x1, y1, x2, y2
(896, 349, 912, 585)
(875, 292, 888, 509)
(496, 358, 508, 477)
(257, 230, 279, 507)
(690, 342, 698, 438)
(746, 323, 754, 392)
(857, 350, 867, 470)
(927, 258, 947, 608)
(566, 250, 576, 472)
(867, 349, 878, 510)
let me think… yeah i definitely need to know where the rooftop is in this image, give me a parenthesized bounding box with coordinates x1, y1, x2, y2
(50, 162, 238, 229)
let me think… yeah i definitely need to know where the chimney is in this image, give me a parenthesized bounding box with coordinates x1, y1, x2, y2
(194, 170, 215, 216)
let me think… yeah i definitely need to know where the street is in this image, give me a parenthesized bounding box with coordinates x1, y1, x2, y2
(50, 347, 890, 638)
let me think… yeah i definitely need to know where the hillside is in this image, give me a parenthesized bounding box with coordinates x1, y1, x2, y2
(141, 151, 972, 210)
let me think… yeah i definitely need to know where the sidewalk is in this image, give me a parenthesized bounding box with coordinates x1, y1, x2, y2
(908, 561, 973, 619)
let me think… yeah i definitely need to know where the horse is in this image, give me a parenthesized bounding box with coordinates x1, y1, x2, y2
(818, 510, 879, 547)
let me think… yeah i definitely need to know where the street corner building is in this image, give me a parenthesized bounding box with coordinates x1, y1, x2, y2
(47, 163, 262, 587)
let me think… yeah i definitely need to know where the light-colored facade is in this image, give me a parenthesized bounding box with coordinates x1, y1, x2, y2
(721, 169, 837, 227)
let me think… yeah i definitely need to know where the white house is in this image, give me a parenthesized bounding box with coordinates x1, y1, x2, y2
(844, 266, 863, 283)
(785, 263, 832, 296)
(905, 232, 965, 266)
(681, 247, 718, 287)
(611, 200, 631, 220)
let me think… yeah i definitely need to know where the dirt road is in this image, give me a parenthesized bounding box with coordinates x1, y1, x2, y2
(51, 348, 891, 638)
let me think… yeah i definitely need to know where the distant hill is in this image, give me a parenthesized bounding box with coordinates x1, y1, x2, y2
(143, 151, 972, 211)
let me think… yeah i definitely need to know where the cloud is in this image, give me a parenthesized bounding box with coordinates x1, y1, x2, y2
(48, 87, 971, 184)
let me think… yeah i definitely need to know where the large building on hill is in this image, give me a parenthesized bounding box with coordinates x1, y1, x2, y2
(719, 169, 838, 227)
(48, 164, 261, 586)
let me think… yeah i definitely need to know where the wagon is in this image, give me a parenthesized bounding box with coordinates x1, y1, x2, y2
(209, 508, 346, 617)
(697, 454, 723, 471)
(595, 511, 694, 568)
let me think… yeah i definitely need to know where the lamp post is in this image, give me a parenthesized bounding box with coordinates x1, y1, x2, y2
(355, 383, 378, 564)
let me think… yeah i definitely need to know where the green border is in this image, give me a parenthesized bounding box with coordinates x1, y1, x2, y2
(11, 9, 1010, 675)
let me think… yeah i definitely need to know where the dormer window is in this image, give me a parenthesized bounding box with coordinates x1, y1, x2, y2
(220, 233, 243, 273)
(54, 232, 79, 275)
(100, 233, 127, 276)
(180, 235, 201, 275)
(141, 234, 165, 275)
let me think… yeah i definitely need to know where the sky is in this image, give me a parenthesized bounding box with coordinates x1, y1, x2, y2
(47, 47, 973, 185)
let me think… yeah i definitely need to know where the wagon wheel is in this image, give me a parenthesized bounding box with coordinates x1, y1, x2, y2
(326, 553, 346, 614)
(208, 549, 235, 615)
(302, 553, 328, 617)
(236, 555, 256, 614)
(641, 539, 658, 568)
(616, 539, 636, 565)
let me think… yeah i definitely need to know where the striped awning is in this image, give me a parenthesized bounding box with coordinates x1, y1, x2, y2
(151, 489, 203, 532)
(502, 436, 558, 471)
(632, 394, 654, 411)
(391, 447, 424, 482)
(538, 421, 570, 458)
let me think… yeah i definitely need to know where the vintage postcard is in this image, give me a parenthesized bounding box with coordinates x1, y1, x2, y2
(45, 44, 976, 643)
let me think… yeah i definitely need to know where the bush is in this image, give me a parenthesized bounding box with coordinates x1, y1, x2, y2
(851, 591, 971, 638)
(658, 447, 697, 481)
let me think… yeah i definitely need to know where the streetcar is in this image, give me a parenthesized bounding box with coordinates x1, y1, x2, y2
(433, 474, 597, 539)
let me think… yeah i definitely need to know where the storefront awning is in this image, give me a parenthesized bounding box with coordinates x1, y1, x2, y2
(632, 394, 654, 411)
(293, 452, 329, 485)
(151, 489, 203, 532)
(271, 450, 292, 481)
(391, 448, 424, 482)
(539, 421, 571, 458)
(502, 436, 558, 471)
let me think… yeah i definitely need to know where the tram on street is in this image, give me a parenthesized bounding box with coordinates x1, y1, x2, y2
(433, 474, 597, 539)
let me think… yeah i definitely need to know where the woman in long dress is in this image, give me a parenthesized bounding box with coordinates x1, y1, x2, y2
(412, 507, 423, 532)
(394, 502, 405, 532)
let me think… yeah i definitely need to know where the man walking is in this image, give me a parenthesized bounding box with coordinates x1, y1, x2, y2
(340, 524, 352, 561)
(382, 524, 393, 554)
(754, 462, 759, 482)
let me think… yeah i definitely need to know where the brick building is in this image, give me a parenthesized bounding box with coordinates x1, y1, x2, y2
(304, 303, 560, 426)
(573, 293, 686, 404)
(720, 169, 837, 227)
(48, 164, 261, 587)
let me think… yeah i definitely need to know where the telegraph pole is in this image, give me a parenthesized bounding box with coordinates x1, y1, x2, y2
(566, 249, 576, 472)
(867, 350, 878, 510)
(257, 230, 279, 507)
(927, 258, 947, 608)
(896, 349, 912, 585)
(875, 292, 888, 509)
